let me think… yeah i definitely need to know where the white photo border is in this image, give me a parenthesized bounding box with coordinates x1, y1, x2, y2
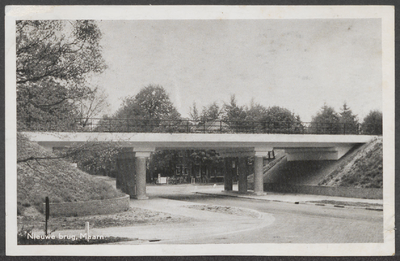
(5, 5, 395, 256)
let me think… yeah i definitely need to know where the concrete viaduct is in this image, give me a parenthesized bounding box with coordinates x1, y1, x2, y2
(21, 132, 376, 200)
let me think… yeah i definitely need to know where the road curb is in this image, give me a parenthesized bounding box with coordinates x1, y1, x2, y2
(194, 192, 383, 211)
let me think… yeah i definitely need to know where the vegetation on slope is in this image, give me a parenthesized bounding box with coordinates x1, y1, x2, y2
(319, 137, 383, 188)
(17, 134, 125, 215)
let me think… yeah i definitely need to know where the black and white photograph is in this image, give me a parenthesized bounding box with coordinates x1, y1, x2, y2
(5, 5, 395, 256)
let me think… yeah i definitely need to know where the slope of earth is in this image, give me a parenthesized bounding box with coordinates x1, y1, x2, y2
(17, 133, 125, 215)
(319, 137, 382, 188)
(261, 137, 382, 188)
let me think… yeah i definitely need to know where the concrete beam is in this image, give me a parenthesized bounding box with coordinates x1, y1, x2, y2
(285, 145, 353, 161)
(23, 132, 375, 151)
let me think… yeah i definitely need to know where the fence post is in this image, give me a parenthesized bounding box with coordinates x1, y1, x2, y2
(187, 120, 190, 133)
(343, 123, 346, 135)
(45, 197, 49, 236)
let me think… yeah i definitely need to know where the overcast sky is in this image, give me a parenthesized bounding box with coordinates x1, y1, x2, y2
(90, 19, 382, 122)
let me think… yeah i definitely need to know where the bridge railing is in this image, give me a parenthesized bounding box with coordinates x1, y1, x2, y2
(21, 118, 371, 135)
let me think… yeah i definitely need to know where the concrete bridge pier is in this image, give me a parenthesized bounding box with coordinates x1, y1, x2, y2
(135, 155, 148, 200)
(253, 155, 265, 195)
(133, 148, 155, 200)
(219, 148, 270, 195)
(253, 150, 268, 196)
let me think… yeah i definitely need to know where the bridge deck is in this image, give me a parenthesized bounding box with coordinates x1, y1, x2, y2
(22, 132, 376, 150)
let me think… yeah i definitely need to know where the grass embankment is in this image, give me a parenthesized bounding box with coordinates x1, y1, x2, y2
(17, 133, 125, 216)
(319, 137, 383, 188)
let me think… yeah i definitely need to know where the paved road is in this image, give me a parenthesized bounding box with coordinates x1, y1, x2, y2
(89, 180, 384, 244)
(160, 194, 383, 244)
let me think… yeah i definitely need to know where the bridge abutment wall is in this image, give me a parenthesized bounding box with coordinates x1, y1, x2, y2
(263, 183, 383, 199)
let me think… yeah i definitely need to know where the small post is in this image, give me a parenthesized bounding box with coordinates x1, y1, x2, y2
(85, 222, 90, 241)
(45, 197, 49, 236)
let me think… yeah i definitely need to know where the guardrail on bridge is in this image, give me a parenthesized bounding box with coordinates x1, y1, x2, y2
(20, 118, 378, 135)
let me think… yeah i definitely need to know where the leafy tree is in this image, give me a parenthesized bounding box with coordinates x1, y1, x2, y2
(17, 80, 81, 131)
(339, 102, 359, 134)
(108, 85, 182, 132)
(16, 20, 107, 131)
(133, 85, 179, 120)
(244, 104, 302, 133)
(261, 106, 302, 133)
(361, 110, 382, 135)
(311, 104, 341, 134)
(200, 102, 222, 122)
(263, 106, 295, 122)
(245, 102, 267, 122)
(222, 95, 247, 132)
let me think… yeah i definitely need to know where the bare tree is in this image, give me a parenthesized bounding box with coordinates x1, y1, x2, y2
(74, 86, 110, 128)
